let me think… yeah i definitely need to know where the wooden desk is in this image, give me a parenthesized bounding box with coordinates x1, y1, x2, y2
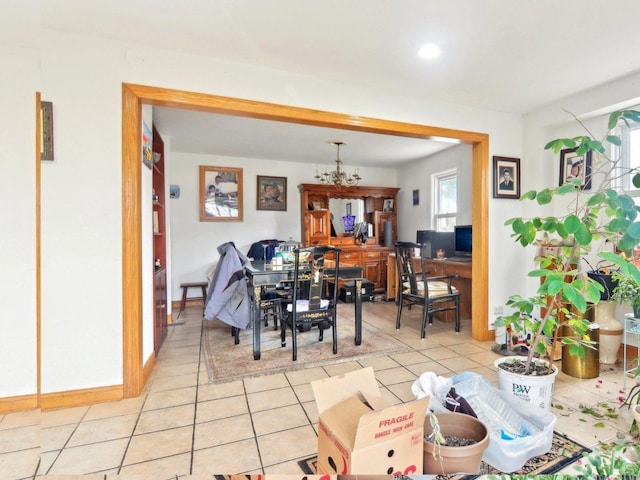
(386, 255, 472, 320)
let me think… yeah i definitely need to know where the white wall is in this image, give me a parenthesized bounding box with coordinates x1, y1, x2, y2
(0, 46, 39, 397)
(396, 144, 473, 242)
(167, 151, 396, 301)
(4, 28, 523, 398)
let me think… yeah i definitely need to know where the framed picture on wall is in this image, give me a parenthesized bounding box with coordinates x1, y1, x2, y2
(256, 175, 287, 211)
(493, 156, 520, 199)
(413, 189, 419, 205)
(559, 147, 592, 190)
(199, 166, 243, 221)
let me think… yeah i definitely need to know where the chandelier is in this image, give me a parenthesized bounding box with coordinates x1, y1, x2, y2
(315, 141, 362, 187)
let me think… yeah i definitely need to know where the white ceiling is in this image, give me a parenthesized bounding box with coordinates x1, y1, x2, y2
(6, 1, 640, 165)
(151, 107, 460, 166)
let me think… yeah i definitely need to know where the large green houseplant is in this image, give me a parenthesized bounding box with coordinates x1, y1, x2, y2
(497, 109, 640, 377)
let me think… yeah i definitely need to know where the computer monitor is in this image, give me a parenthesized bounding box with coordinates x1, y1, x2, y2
(454, 225, 472, 256)
(416, 230, 454, 258)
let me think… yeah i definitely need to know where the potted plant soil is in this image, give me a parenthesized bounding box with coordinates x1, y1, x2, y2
(422, 412, 489, 475)
(497, 109, 640, 408)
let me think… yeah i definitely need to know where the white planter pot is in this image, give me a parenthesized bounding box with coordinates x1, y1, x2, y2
(632, 405, 640, 426)
(494, 356, 558, 411)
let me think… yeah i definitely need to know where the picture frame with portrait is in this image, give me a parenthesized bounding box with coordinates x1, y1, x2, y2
(493, 156, 520, 199)
(199, 166, 243, 221)
(257, 175, 287, 211)
(559, 147, 592, 190)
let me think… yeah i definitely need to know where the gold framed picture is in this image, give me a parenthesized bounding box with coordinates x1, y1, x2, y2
(256, 175, 287, 211)
(200, 166, 243, 221)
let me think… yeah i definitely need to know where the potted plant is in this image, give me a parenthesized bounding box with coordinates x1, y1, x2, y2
(496, 109, 640, 407)
(611, 256, 640, 317)
(585, 259, 619, 301)
(422, 412, 489, 475)
(573, 441, 640, 478)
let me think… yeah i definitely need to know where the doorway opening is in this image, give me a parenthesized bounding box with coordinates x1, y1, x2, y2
(122, 83, 490, 397)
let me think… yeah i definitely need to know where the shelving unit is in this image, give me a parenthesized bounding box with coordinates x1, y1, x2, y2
(298, 183, 399, 292)
(152, 125, 167, 353)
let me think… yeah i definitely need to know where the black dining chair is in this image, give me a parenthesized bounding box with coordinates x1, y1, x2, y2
(280, 245, 340, 360)
(395, 241, 460, 338)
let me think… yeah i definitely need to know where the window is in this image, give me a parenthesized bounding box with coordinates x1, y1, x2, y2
(614, 121, 640, 196)
(432, 169, 457, 231)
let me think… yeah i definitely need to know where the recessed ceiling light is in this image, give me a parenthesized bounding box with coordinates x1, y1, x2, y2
(418, 43, 441, 60)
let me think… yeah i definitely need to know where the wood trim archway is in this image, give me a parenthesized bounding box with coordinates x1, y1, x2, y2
(122, 83, 491, 397)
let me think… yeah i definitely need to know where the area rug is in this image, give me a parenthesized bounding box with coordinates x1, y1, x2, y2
(297, 431, 589, 476)
(202, 316, 410, 384)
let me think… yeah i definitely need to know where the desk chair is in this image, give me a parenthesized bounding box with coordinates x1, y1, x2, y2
(395, 241, 460, 338)
(280, 245, 340, 360)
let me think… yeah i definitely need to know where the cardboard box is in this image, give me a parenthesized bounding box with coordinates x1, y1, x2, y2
(311, 367, 430, 475)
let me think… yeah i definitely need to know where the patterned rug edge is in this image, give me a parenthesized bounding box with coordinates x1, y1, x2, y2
(202, 321, 411, 385)
(297, 431, 590, 476)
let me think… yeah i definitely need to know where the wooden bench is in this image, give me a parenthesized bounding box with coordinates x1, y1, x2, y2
(179, 281, 208, 314)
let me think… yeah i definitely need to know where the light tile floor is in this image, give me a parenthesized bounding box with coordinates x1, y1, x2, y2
(1, 301, 638, 479)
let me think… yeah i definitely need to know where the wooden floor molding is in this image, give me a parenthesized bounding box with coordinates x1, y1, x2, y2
(40, 384, 123, 411)
(0, 393, 38, 414)
(143, 352, 156, 385)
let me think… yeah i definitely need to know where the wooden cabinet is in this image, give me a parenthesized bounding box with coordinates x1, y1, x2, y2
(305, 210, 331, 245)
(361, 250, 382, 286)
(298, 183, 399, 293)
(327, 247, 388, 291)
(374, 211, 396, 247)
(152, 126, 168, 352)
(154, 269, 167, 352)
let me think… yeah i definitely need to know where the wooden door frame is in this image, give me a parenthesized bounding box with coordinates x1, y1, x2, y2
(122, 83, 491, 397)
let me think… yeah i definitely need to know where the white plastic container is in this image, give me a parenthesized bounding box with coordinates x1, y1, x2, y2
(494, 356, 558, 410)
(454, 375, 557, 473)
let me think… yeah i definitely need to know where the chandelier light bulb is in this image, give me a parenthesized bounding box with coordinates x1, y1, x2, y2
(315, 141, 361, 188)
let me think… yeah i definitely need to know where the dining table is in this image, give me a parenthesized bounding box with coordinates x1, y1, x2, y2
(245, 260, 365, 360)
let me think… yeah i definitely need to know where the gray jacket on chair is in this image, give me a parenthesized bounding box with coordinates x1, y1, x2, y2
(204, 242, 251, 329)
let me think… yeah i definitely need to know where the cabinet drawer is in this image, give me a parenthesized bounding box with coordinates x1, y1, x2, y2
(332, 236, 357, 246)
(339, 251, 361, 265)
(362, 250, 381, 260)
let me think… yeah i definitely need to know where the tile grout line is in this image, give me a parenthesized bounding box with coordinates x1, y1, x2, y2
(188, 318, 207, 475)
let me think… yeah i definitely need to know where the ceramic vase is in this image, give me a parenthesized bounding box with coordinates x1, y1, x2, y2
(594, 301, 623, 364)
(633, 404, 640, 426)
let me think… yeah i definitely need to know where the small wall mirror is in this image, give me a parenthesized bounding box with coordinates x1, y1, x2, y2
(329, 198, 364, 234)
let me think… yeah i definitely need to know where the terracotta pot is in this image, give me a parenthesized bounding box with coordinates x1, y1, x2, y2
(423, 412, 489, 475)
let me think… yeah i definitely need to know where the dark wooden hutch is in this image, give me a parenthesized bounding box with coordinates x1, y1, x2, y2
(152, 126, 167, 353)
(298, 183, 399, 292)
